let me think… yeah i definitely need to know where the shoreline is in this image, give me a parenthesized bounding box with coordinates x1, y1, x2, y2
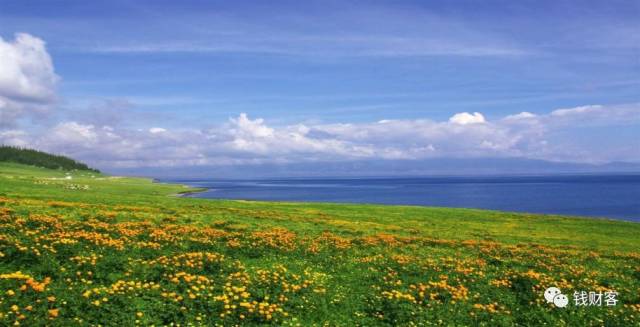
(171, 187, 208, 197)
(169, 185, 208, 197)
(168, 182, 640, 224)
(148, 178, 208, 197)
(181, 188, 638, 224)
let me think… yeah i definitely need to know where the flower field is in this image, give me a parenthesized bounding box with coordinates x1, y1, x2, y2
(0, 163, 639, 326)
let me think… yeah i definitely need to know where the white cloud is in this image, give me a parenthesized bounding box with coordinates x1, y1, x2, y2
(448, 112, 486, 125)
(230, 113, 274, 138)
(49, 122, 98, 145)
(0, 33, 57, 101)
(0, 130, 28, 147)
(4, 112, 527, 167)
(3, 102, 639, 168)
(0, 33, 58, 126)
(224, 114, 362, 158)
(548, 103, 640, 125)
(551, 105, 602, 117)
(149, 127, 167, 134)
(504, 112, 537, 121)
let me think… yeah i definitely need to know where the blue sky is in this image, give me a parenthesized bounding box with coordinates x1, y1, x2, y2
(0, 0, 638, 172)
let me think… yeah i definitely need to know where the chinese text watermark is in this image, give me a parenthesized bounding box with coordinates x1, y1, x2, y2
(544, 287, 619, 308)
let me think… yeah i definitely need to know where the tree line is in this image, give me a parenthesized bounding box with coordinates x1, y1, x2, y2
(0, 145, 100, 172)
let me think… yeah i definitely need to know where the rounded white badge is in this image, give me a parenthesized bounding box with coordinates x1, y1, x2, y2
(544, 287, 561, 303)
(553, 294, 569, 308)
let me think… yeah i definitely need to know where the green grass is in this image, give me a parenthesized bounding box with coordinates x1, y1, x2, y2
(0, 162, 638, 325)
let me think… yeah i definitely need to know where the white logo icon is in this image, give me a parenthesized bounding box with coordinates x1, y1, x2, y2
(544, 287, 561, 303)
(544, 287, 568, 308)
(553, 294, 569, 308)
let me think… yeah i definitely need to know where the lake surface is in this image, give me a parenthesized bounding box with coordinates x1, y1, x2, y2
(165, 175, 640, 222)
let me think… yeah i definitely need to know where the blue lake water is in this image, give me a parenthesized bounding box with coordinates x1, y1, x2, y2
(165, 175, 640, 222)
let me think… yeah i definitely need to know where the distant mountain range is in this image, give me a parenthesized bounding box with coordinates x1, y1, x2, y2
(106, 158, 640, 179)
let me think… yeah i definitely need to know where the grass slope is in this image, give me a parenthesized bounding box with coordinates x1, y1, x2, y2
(0, 162, 638, 325)
(0, 146, 99, 172)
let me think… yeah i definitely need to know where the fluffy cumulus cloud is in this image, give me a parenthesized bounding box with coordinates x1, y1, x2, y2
(448, 112, 486, 125)
(0, 33, 58, 127)
(50, 122, 98, 145)
(503, 112, 536, 121)
(149, 127, 167, 134)
(3, 103, 638, 168)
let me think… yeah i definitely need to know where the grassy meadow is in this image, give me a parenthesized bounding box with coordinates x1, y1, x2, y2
(0, 162, 638, 326)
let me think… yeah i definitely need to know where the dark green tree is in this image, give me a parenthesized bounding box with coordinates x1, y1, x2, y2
(0, 145, 100, 172)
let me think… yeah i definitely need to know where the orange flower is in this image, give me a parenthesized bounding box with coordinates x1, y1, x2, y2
(48, 308, 59, 318)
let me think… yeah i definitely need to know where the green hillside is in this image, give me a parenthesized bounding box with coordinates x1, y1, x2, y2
(0, 146, 99, 172)
(0, 162, 638, 326)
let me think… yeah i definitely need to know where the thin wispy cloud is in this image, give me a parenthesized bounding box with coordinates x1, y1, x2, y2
(42, 2, 533, 58)
(73, 36, 528, 58)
